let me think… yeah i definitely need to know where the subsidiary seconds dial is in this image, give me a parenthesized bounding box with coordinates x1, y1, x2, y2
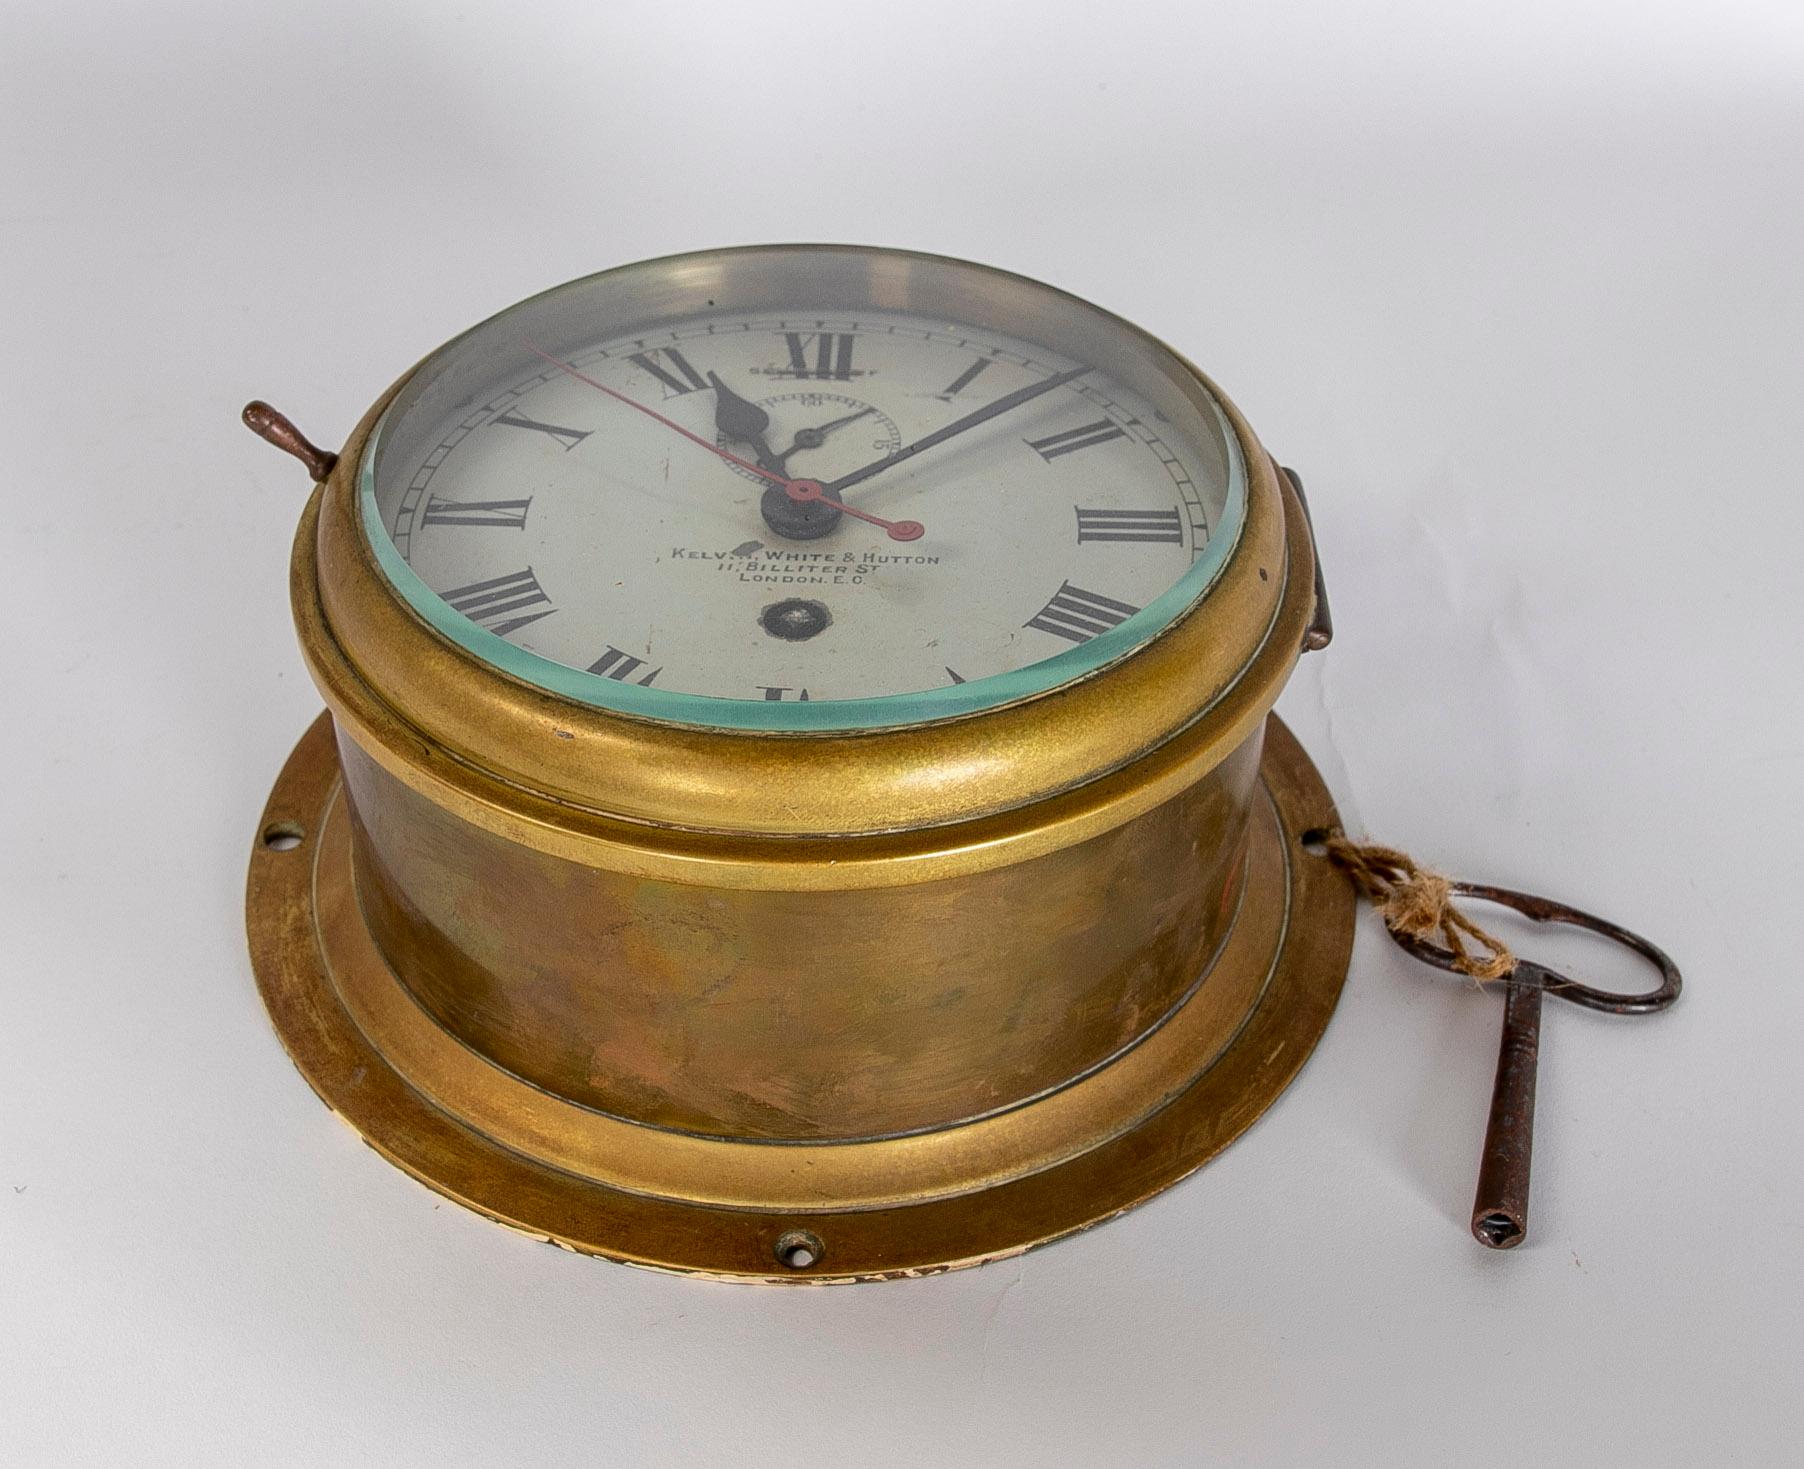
(362, 267, 1247, 727)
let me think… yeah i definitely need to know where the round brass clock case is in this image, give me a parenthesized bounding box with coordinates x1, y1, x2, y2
(246, 247, 1354, 1282)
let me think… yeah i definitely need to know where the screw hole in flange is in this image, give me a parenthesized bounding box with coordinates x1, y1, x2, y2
(774, 1229, 825, 1271)
(262, 820, 306, 852)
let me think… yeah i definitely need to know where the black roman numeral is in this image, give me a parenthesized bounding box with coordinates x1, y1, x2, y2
(1074, 506, 1184, 544)
(782, 332, 855, 380)
(759, 686, 811, 701)
(586, 646, 661, 685)
(491, 410, 590, 451)
(421, 495, 532, 530)
(629, 348, 708, 397)
(937, 358, 992, 400)
(440, 568, 556, 638)
(1025, 582, 1141, 643)
(1025, 419, 1127, 461)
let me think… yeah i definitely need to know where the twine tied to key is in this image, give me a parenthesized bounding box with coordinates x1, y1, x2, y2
(1318, 833, 1517, 982)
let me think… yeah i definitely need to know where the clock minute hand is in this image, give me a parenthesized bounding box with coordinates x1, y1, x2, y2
(815, 365, 1091, 498)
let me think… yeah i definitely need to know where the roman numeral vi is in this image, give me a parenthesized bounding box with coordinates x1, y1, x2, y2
(586, 646, 661, 685)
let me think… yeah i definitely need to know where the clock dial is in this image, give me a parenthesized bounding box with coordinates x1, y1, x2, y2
(360, 248, 1247, 729)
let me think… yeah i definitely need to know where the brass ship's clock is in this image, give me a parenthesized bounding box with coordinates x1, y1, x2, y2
(244, 244, 1352, 1282)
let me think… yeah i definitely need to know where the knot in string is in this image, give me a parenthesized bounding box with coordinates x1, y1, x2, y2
(1319, 833, 1517, 982)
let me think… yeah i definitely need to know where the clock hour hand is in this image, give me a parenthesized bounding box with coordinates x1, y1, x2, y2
(710, 372, 910, 539)
(706, 369, 845, 538)
(708, 371, 786, 474)
(814, 365, 1090, 499)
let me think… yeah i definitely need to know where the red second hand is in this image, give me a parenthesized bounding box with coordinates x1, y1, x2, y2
(522, 341, 924, 543)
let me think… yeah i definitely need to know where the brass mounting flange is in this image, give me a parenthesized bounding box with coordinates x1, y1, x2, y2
(246, 712, 1352, 1283)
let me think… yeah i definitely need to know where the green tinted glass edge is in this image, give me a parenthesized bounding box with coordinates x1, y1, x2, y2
(357, 402, 1247, 734)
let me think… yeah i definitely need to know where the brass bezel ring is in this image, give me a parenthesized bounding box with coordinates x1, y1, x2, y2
(298, 337, 1302, 844)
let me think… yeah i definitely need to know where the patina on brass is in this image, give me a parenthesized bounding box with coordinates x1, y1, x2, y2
(244, 247, 1357, 1281)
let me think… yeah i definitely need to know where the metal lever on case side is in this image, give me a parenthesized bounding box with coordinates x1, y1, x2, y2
(1280, 465, 1332, 652)
(243, 401, 339, 483)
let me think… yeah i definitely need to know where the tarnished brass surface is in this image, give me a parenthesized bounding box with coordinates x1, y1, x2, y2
(338, 728, 1264, 1140)
(248, 712, 1352, 1280)
(244, 246, 1355, 1278)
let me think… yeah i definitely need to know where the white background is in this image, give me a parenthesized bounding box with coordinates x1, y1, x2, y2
(4, 2, 1801, 1464)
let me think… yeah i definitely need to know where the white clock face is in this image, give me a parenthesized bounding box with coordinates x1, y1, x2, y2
(360, 248, 1247, 730)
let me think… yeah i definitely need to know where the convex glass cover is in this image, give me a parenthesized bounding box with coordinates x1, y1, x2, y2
(361, 246, 1247, 729)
